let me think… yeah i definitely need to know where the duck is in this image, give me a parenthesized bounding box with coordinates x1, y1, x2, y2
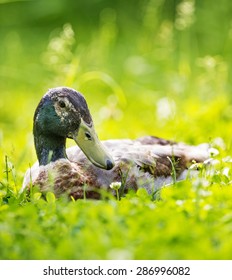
(22, 87, 209, 199)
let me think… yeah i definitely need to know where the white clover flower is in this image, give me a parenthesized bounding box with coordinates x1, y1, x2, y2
(110, 182, 122, 190)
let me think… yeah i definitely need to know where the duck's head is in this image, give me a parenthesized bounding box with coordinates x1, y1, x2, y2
(33, 87, 114, 170)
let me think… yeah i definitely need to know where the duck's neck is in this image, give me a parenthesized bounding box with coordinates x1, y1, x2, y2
(34, 132, 67, 166)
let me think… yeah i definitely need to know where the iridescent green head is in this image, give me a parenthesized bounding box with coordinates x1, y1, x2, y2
(33, 87, 114, 170)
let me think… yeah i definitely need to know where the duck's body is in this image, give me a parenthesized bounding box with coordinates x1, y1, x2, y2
(22, 89, 209, 200)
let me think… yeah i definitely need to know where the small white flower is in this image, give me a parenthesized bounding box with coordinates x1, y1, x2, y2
(209, 147, 219, 157)
(176, 200, 185, 206)
(110, 182, 122, 190)
(222, 167, 230, 178)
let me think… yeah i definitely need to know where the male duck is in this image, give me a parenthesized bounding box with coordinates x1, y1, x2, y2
(22, 87, 209, 199)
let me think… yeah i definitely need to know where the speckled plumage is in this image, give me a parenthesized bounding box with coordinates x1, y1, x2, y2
(22, 87, 210, 199)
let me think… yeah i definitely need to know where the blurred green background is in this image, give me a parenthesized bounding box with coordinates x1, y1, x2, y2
(1, 0, 232, 177)
(0, 0, 232, 260)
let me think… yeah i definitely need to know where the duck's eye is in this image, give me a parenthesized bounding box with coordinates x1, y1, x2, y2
(85, 132, 92, 141)
(58, 100, 66, 108)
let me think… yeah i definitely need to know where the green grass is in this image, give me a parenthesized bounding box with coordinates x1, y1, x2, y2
(1, 160, 232, 260)
(0, 0, 232, 259)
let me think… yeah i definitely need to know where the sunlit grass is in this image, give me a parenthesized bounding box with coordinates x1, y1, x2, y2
(0, 0, 232, 259)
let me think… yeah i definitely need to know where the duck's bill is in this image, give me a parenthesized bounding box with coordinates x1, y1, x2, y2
(72, 119, 115, 170)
